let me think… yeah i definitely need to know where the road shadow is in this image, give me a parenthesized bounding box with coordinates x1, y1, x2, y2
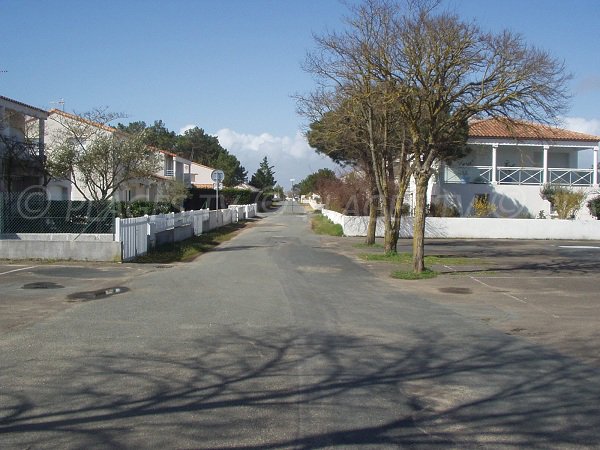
(1, 328, 599, 448)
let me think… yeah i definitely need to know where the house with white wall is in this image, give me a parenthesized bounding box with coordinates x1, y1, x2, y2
(188, 161, 216, 189)
(429, 118, 599, 219)
(0, 95, 49, 193)
(44, 110, 193, 202)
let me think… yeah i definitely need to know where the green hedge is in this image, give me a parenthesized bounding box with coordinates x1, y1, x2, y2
(184, 188, 263, 210)
(114, 201, 178, 218)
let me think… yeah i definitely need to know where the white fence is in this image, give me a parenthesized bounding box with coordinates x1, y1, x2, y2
(321, 208, 600, 240)
(115, 204, 257, 261)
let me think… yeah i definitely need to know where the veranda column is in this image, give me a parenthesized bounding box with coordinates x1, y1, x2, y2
(594, 145, 599, 187)
(491, 144, 498, 184)
(543, 145, 549, 185)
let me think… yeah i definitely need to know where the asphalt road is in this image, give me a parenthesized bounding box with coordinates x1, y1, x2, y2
(1, 202, 599, 449)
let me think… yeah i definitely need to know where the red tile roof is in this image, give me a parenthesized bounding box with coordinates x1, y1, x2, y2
(469, 118, 600, 142)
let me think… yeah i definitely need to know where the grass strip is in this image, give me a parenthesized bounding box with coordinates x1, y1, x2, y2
(359, 252, 483, 266)
(311, 213, 343, 236)
(391, 268, 438, 280)
(133, 222, 247, 264)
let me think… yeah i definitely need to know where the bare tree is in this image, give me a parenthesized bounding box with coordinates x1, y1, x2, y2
(370, 5, 571, 272)
(46, 109, 161, 202)
(300, 0, 411, 253)
(305, 101, 380, 245)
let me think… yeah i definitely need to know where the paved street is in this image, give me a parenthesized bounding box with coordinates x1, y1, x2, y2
(1, 202, 600, 449)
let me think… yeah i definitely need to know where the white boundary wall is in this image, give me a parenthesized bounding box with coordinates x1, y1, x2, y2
(322, 208, 600, 240)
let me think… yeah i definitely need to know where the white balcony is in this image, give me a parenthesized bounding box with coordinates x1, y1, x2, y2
(444, 166, 595, 186)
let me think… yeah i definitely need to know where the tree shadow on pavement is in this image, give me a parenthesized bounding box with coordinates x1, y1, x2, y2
(1, 328, 599, 448)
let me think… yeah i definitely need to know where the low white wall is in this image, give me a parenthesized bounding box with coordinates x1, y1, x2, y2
(0, 240, 121, 261)
(322, 208, 600, 240)
(0, 233, 114, 241)
(308, 199, 324, 210)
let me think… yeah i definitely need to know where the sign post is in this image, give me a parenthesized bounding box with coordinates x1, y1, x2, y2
(211, 170, 225, 210)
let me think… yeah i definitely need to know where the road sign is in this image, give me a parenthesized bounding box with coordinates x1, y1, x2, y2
(211, 170, 225, 183)
(211, 170, 225, 210)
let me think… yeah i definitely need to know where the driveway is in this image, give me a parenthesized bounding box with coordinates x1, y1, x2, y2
(1, 203, 599, 448)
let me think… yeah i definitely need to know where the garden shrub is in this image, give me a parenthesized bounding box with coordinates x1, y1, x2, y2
(114, 201, 176, 218)
(472, 195, 497, 217)
(428, 200, 460, 217)
(540, 184, 585, 219)
(587, 195, 600, 219)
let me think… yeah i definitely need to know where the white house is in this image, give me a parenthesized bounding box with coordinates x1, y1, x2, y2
(429, 118, 599, 219)
(0, 95, 49, 193)
(44, 110, 194, 202)
(188, 161, 216, 189)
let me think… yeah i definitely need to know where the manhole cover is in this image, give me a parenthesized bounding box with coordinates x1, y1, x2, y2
(67, 287, 129, 302)
(22, 282, 64, 289)
(438, 287, 472, 295)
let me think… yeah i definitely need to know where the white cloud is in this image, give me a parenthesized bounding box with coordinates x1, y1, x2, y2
(216, 129, 312, 159)
(214, 128, 339, 185)
(560, 116, 600, 136)
(179, 124, 197, 135)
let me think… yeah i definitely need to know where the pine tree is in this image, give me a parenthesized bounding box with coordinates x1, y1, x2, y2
(250, 156, 276, 189)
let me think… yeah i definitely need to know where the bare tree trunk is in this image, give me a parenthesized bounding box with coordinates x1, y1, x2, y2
(365, 105, 394, 253)
(381, 191, 394, 254)
(388, 131, 409, 254)
(412, 174, 430, 273)
(365, 186, 378, 245)
(389, 180, 408, 254)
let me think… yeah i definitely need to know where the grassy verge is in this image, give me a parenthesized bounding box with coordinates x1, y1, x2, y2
(359, 252, 484, 266)
(357, 251, 487, 280)
(391, 269, 438, 280)
(311, 212, 343, 236)
(133, 222, 247, 264)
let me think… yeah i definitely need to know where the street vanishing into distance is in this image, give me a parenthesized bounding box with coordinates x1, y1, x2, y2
(1, 202, 599, 449)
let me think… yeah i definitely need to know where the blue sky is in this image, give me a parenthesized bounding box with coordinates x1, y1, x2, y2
(2, 0, 600, 183)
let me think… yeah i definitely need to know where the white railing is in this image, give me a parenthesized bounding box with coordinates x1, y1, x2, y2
(549, 168, 593, 186)
(445, 166, 594, 186)
(115, 204, 258, 261)
(164, 168, 174, 177)
(497, 167, 543, 185)
(444, 166, 492, 184)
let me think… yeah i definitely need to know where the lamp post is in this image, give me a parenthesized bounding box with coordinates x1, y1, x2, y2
(290, 178, 295, 213)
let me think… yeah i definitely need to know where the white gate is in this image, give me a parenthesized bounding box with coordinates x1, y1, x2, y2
(115, 216, 150, 262)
